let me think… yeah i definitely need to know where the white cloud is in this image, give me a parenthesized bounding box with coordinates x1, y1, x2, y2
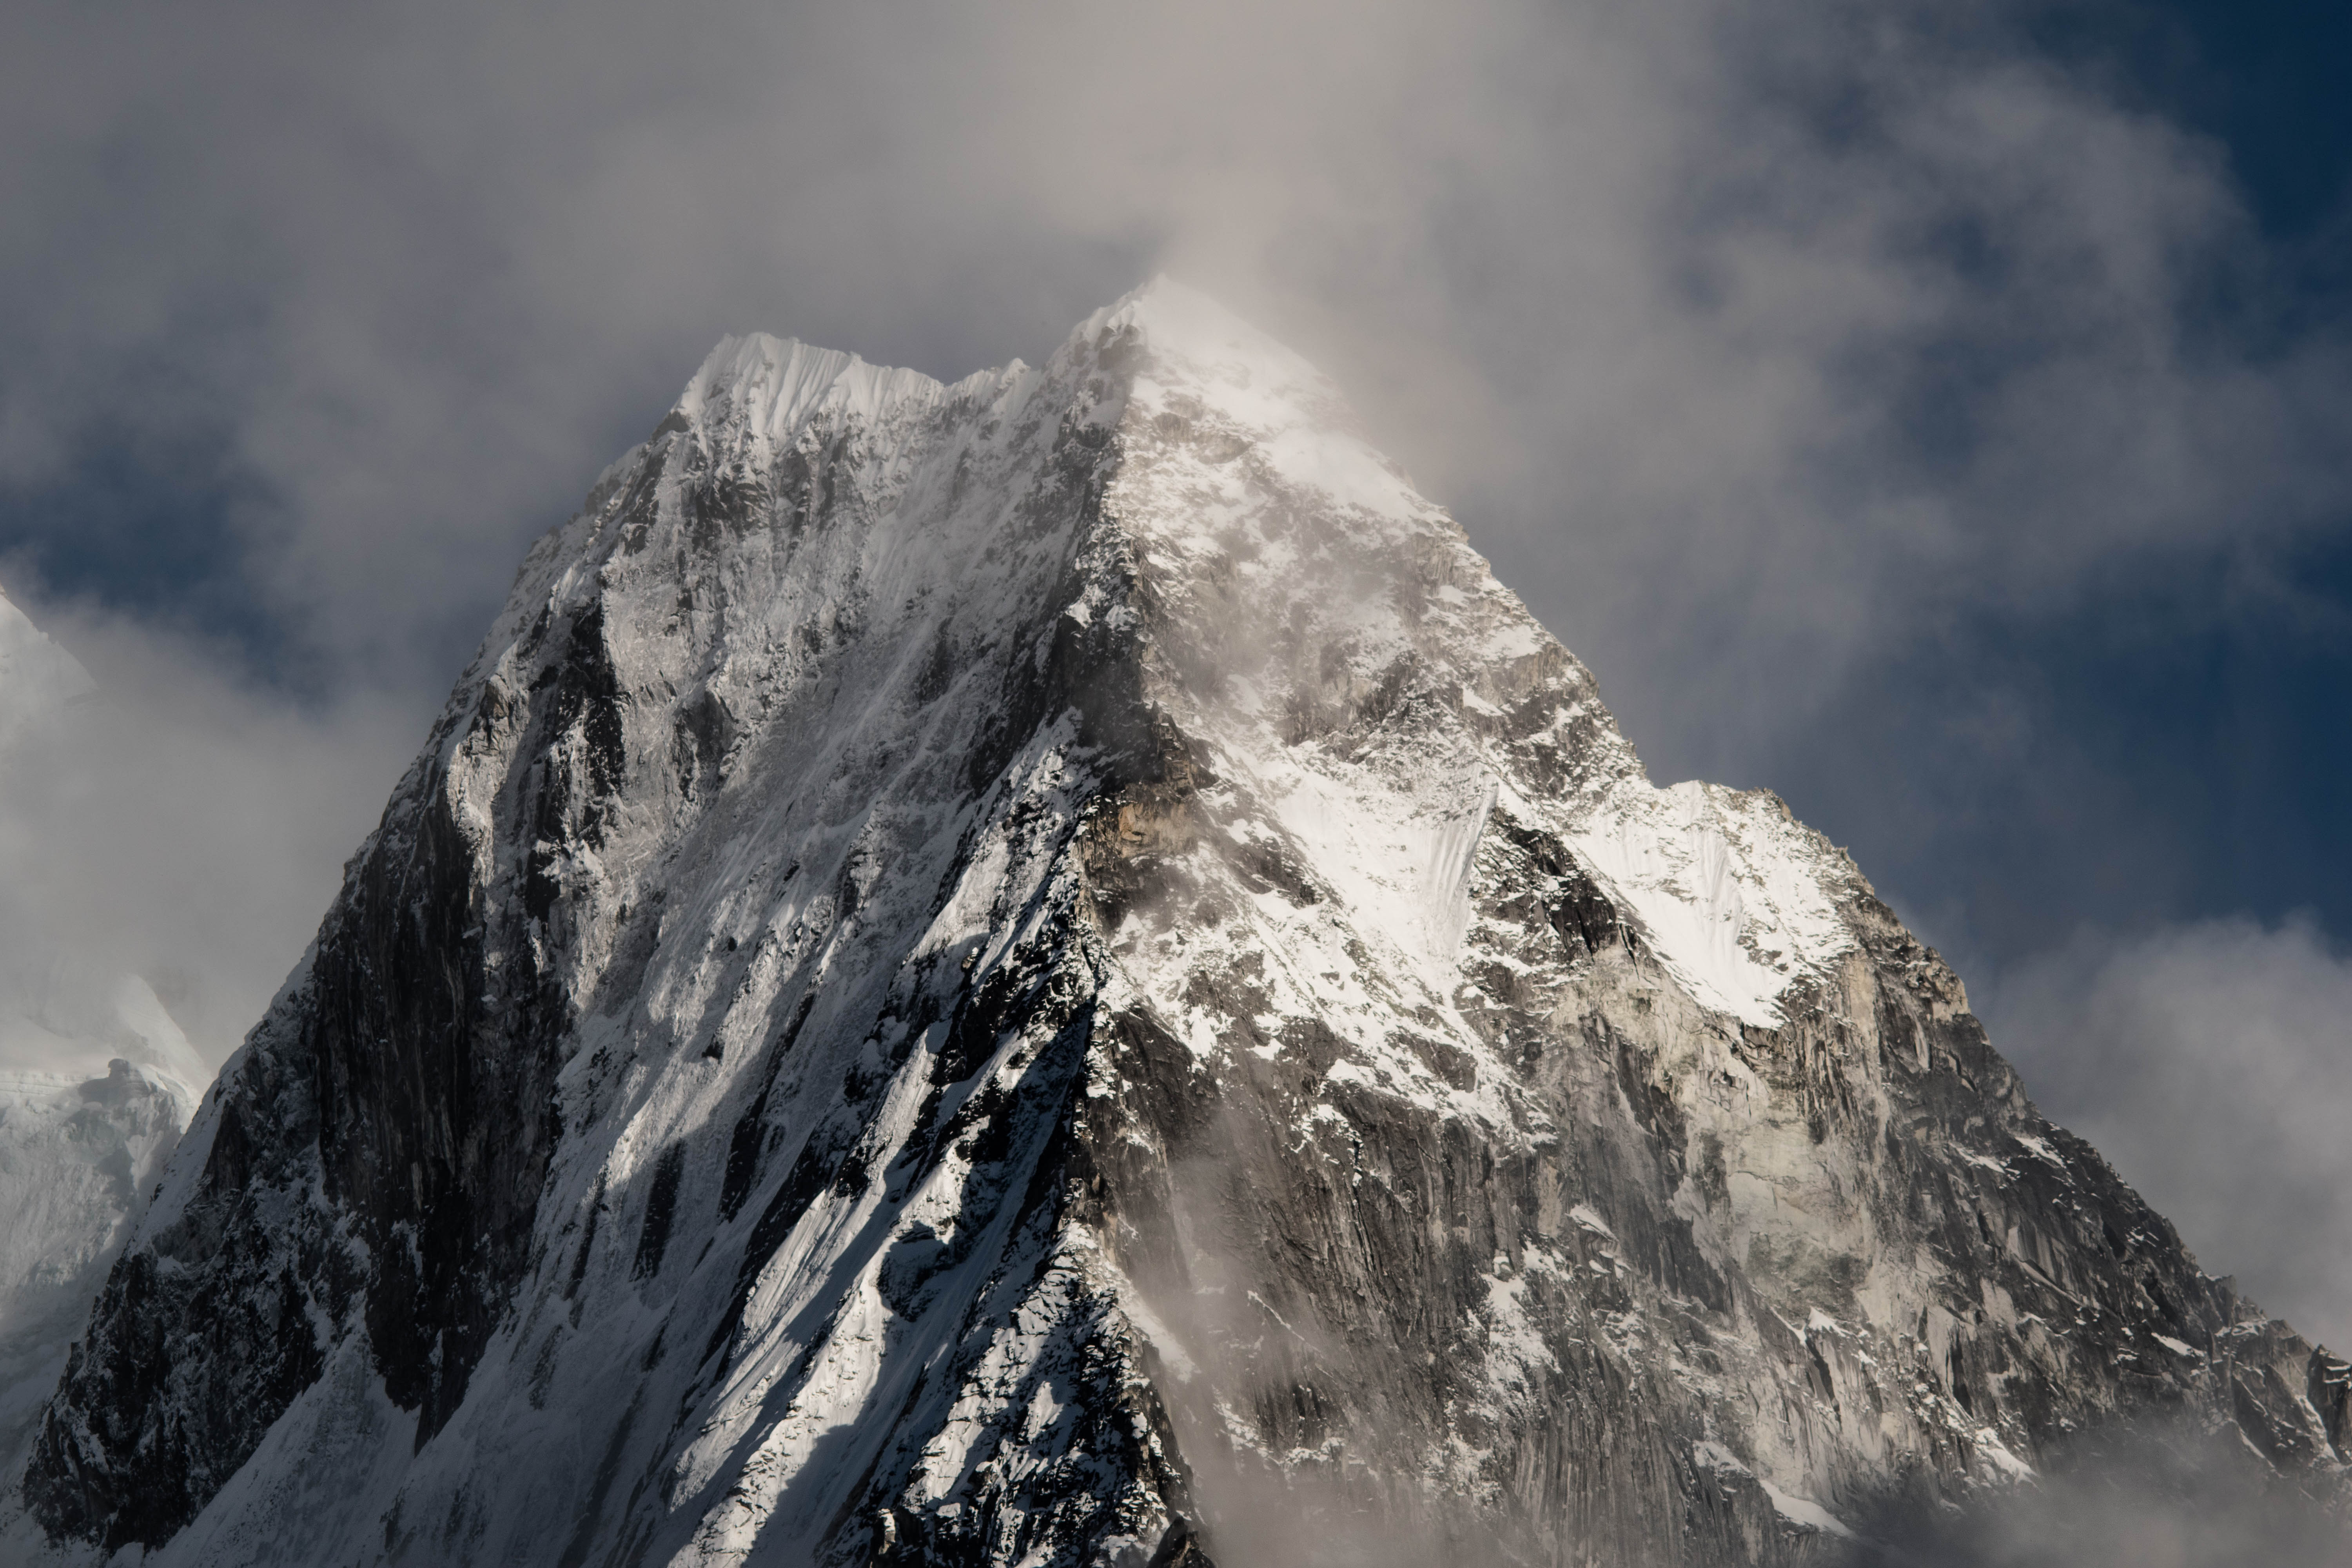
(1985, 916, 2352, 1357)
(0, 590, 421, 1074)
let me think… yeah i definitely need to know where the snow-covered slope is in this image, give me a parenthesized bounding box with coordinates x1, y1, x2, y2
(0, 1065, 188, 1508)
(22, 284, 2350, 1566)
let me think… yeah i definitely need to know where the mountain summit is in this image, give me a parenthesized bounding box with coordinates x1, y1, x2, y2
(21, 282, 2349, 1565)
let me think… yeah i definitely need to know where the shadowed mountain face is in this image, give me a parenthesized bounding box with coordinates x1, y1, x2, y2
(19, 283, 2348, 1567)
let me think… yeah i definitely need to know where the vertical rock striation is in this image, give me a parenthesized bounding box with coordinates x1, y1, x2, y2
(22, 283, 2349, 1566)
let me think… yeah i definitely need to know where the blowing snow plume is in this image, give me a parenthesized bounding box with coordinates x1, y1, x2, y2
(13, 283, 2347, 1566)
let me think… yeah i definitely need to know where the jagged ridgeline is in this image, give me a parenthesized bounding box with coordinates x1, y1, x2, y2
(20, 283, 2348, 1566)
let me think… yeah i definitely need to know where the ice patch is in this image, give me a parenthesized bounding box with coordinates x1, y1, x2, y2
(1260, 759, 1496, 989)
(1563, 780, 1850, 1028)
(2011, 1132, 2066, 1169)
(1758, 1479, 1857, 1539)
(1976, 1431, 2037, 1479)
(1697, 1441, 1857, 1539)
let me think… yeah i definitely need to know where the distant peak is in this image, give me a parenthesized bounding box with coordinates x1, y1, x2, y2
(0, 580, 95, 720)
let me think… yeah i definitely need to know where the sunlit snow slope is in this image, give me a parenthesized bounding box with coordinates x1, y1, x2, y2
(21, 285, 2350, 1568)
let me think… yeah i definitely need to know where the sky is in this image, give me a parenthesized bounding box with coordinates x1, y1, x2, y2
(0, 0, 2346, 1355)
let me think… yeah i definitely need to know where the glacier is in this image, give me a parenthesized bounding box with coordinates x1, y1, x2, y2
(12, 281, 2349, 1565)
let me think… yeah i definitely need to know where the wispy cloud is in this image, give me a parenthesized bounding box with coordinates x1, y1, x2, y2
(0, 595, 419, 1071)
(3, 0, 2345, 721)
(1842, 1416, 2348, 1566)
(1984, 915, 2352, 1357)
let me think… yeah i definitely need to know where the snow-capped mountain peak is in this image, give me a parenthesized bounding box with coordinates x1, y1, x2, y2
(17, 290, 2346, 1568)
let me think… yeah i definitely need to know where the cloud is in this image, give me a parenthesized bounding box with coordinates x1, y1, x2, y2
(1, 0, 2345, 733)
(1982, 915, 2352, 1357)
(0, 589, 421, 1074)
(1839, 1416, 2349, 1567)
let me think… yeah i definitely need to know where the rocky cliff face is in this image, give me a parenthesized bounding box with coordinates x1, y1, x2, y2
(20, 282, 2349, 1566)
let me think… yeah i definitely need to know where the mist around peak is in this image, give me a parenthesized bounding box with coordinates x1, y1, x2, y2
(1833, 1418, 2350, 1568)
